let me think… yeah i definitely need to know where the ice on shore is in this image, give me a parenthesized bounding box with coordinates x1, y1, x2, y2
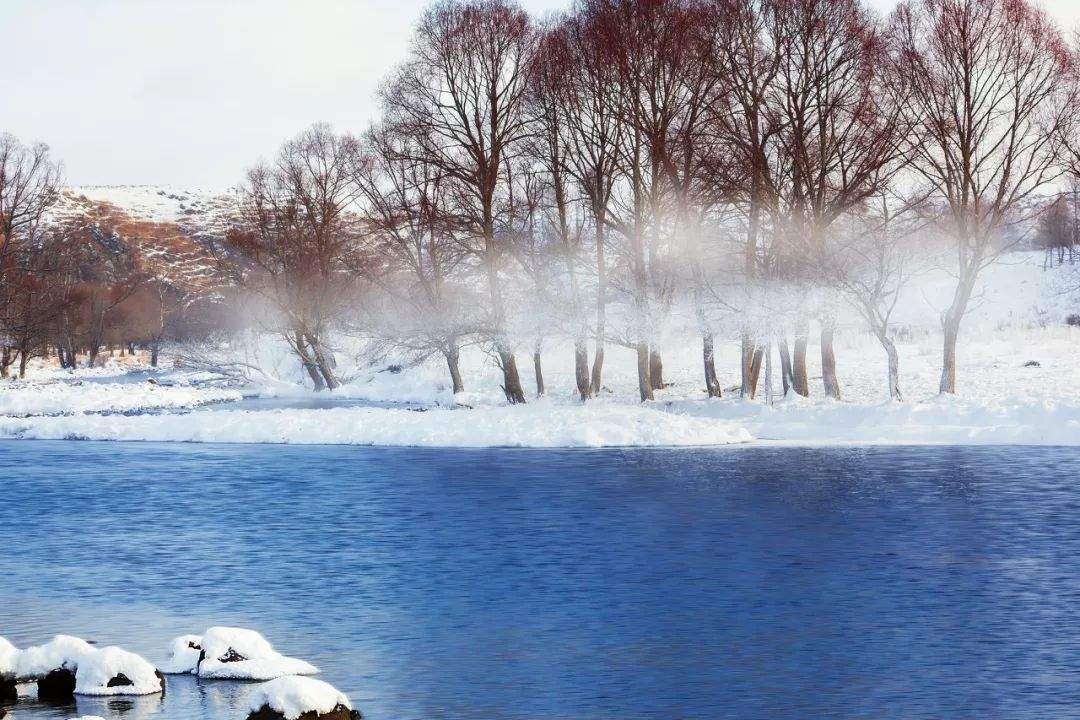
(248, 676, 353, 720)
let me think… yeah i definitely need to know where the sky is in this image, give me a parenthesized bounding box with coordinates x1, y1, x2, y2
(3, 0, 1078, 188)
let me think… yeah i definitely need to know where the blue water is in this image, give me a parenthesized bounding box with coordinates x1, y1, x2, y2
(2, 441, 1080, 719)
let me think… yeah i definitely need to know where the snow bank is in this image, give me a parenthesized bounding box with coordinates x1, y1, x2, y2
(160, 634, 204, 674)
(171, 627, 317, 681)
(667, 394, 1080, 446)
(0, 637, 17, 677)
(0, 377, 241, 417)
(13, 635, 96, 680)
(0, 399, 753, 447)
(248, 677, 352, 720)
(72, 646, 162, 696)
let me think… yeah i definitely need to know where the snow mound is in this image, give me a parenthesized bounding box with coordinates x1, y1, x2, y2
(13, 635, 96, 679)
(248, 677, 352, 720)
(0, 637, 17, 677)
(160, 634, 204, 674)
(72, 646, 163, 696)
(189, 627, 317, 681)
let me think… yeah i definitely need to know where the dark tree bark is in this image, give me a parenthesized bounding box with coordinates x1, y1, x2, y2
(821, 321, 841, 400)
(533, 347, 545, 397)
(748, 345, 765, 398)
(636, 342, 654, 401)
(778, 338, 793, 396)
(293, 331, 325, 392)
(703, 332, 721, 398)
(444, 346, 464, 395)
(792, 332, 809, 397)
(648, 348, 664, 390)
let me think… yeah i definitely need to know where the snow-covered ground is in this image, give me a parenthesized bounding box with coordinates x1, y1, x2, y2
(0, 251, 1077, 447)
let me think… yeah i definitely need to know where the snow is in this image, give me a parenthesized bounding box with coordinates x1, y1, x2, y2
(13, 635, 96, 680)
(186, 627, 317, 681)
(0, 363, 241, 418)
(8, 636, 162, 695)
(248, 677, 351, 720)
(159, 634, 204, 675)
(0, 250, 1078, 447)
(0, 637, 17, 678)
(0, 399, 753, 447)
(71, 646, 162, 696)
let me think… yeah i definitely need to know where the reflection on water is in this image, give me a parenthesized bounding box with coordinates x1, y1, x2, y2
(2, 441, 1080, 720)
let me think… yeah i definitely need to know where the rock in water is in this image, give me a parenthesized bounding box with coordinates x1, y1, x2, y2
(247, 704, 360, 720)
(72, 646, 165, 696)
(246, 677, 360, 720)
(37, 667, 77, 701)
(170, 627, 317, 680)
(0, 677, 15, 704)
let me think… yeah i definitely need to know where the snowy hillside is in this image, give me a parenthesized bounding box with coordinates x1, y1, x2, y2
(48, 185, 235, 293)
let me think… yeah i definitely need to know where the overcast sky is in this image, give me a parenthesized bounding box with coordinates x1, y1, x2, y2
(3, 0, 1077, 188)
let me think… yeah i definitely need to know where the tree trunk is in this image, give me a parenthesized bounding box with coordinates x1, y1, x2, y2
(648, 348, 664, 390)
(444, 345, 464, 395)
(882, 334, 901, 401)
(590, 345, 604, 396)
(18, 347, 29, 379)
(792, 331, 809, 397)
(636, 342, 654, 402)
(574, 337, 591, 401)
(762, 341, 774, 405)
(779, 339, 793, 397)
(0, 347, 10, 378)
(748, 345, 764, 399)
(305, 334, 339, 391)
(939, 315, 959, 395)
(740, 332, 754, 398)
(498, 346, 526, 404)
(294, 331, 325, 391)
(591, 218, 607, 395)
(821, 321, 841, 400)
(703, 332, 721, 398)
(151, 339, 160, 368)
(533, 347, 545, 398)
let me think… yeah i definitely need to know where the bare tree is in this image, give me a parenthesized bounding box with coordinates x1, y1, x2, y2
(774, 0, 908, 400)
(381, 0, 537, 404)
(890, 0, 1079, 394)
(228, 125, 363, 391)
(354, 123, 475, 395)
(830, 192, 925, 400)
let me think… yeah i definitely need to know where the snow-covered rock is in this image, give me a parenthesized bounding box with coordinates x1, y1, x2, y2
(10, 636, 164, 699)
(13, 635, 96, 680)
(178, 627, 317, 681)
(0, 637, 17, 677)
(247, 677, 358, 720)
(159, 634, 204, 674)
(72, 646, 164, 696)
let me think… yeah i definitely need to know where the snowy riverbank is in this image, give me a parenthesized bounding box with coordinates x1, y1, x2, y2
(1, 250, 1077, 447)
(0, 325, 1078, 447)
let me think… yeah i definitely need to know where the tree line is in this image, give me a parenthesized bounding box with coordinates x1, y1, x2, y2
(3, 0, 1079, 400)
